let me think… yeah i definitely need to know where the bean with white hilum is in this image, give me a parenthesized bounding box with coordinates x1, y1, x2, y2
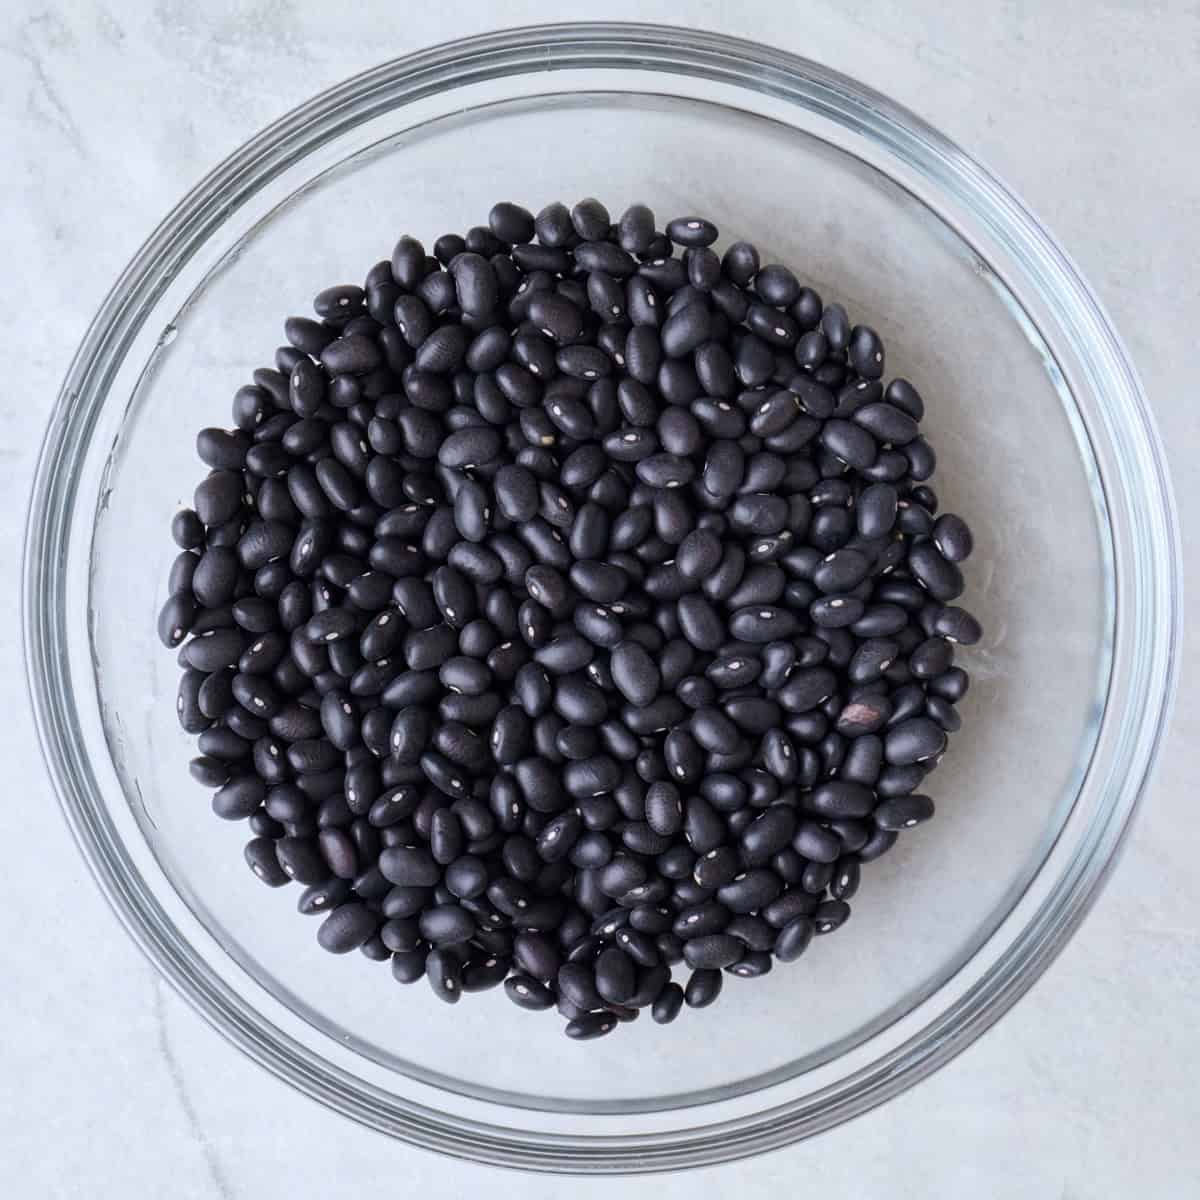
(160, 199, 980, 1040)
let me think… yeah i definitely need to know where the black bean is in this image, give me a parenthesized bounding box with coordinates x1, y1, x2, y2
(388, 948, 426, 985)
(721, 240, 759, 286)
(181, 628, 241, 675)
(593, 945, 636, 1004)
(819, 419, 876, 470)
(884, 717, 947, 765)
(873, 793, 935, 832)
(482, 201, 531, 245)
(564, 1012, 618, 1040)
(683, 933, 744, 970)
(932, 605, 983, 645)
(683, 968, 723, 1008)
(378, 846, 440, 887)
(458, 950, 511, 988)
(727, 951, 772, 978)
(662, 215, 716, 247)
(419, 904, 475, 945)
(505, 973, 556, 1010)
(317, 902, 376, 954)
(190, 546, 239, 608)
(925, 694, 961, 732)
(313, 284, 364, 322)
(157, 591, 197, 649)
(789, 820, 840, 864)
(754, 264, 800, 306)
(170, 555, 205, 620)
(554, 961, 602, 1011)
(660, 301, 711, 359)
(813, 899, 851, 934)
(773, 915, 815, 962)
(717, 869, 781, 914)
(929, 666, 970, 703)
(776, 666, 837, 714)
(904, 436, 937, 481)
(908, 636, 952, 680)
(741, 806, 798, 864)
(931, 513, 972, 562)
(609, 928, 657, 970)
(854, 401, 918, 445)
(805, 780, 874, 819)
(610, 203, 652, 254)
(295, 877, 352, 921)
(273, 836, 327, 884)
(642, 981, 682, 1025)
(425, 948, 463, 1003)
(193, 471, 244, 527)
(196, 428, 248, 471)
(243, 837, 289, 887)
(747, 304, 798, 348)
(190, 754, 230, 788)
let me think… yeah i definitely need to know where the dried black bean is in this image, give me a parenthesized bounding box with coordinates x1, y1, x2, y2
(505, 973, 556, 1010)
(564, 1012, 618, 1040)
(932, 605, 983, 645)
(929, 666, 970, 703)
(165, 200, 978, 1041)
(317, 902, 377, 954)
(683, 968, 723, 1008)
(884, 715, 947, 766)
(683, 933, 745, 970)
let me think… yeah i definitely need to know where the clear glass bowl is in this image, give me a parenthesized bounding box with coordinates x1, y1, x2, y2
(23, 24, 1179, 1173)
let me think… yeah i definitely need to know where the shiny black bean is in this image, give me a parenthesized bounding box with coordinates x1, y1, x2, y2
(422, 948, 462, 1003)
(316, 902, 377, 954)
(925, 693, 961, 733)
(740, 806, 798, 864)
(683, 933, 744, 970)
(774, 915, 815, 961)
(726, 950, 772, 978)
(648, 980, 683, 1024)
(884, 717, 947, 765)
(664, 215, 716, 247)
(563, 1011, 617, 1040)
(907, 636, 951, 680)
(272, 835, 327, 884)
(929, 666, 970, 703)
(680, 794, 723, 854)
(683, 967, 723, 1008)
(419, 904, 475, 945)
(718, 239, 757, 285)
(378, 846, 440, 887)
(775, 666, 837, 714)
(716, 865, 780, 911)
(931, 512, 972, 562)
(591, 946, 635, 1004)
(193, 471, 243, 527)
(932, 606, 983, 645)
(240, 837, 287, 888)
(819, 419, 876, 470)
(504, 973, 555, 1010)
(746, 304, 797, 349)
(854, 400, 918, 445)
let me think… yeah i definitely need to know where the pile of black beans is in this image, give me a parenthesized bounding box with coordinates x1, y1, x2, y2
(161, 199, 980, 1040)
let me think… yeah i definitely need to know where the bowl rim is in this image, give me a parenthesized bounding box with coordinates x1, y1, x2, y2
(22, 21, 1181, 1173)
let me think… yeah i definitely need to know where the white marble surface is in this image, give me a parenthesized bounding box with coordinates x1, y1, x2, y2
(2, 2, 1198, 1196)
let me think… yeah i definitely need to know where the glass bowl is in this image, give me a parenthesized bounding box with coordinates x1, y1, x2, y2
(23, 23, 1179, 1173)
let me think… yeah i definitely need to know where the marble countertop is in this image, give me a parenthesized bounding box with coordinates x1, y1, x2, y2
(3, 2, 1197, 1196)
